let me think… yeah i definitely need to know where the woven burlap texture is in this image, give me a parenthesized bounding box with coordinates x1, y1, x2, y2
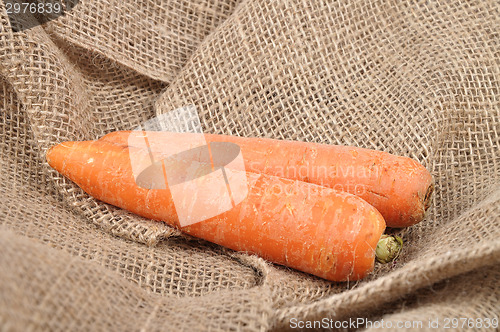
(1, 0, 499, 331)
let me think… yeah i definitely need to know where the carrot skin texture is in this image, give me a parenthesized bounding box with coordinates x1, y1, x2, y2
(100, 131, 433, 228)
(46, 140, 386, 281)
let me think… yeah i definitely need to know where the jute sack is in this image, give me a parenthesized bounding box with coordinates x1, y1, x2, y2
(0, 0, 499, 330)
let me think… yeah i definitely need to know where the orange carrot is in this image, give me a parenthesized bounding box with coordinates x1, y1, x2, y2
(100, 131, 433, 228)
(46, 139, 387, 281)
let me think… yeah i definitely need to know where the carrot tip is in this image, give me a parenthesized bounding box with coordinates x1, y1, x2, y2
(46, 144, 57, 167)
(375, 235, 403, 264)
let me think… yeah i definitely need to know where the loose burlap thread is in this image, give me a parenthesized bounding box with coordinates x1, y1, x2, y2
(1, 0, 499, 331)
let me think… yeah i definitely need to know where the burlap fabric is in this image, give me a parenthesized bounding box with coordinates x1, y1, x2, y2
(1, 0, 499, 330)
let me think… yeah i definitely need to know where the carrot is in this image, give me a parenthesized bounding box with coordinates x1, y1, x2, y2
(46, 138, 390, 281)
(100, 131, 433, 228)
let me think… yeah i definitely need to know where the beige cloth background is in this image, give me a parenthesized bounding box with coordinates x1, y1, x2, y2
(1, 0, 499, 330)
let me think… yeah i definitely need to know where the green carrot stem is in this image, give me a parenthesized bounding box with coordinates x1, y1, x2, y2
(375, 235, 403, 263)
